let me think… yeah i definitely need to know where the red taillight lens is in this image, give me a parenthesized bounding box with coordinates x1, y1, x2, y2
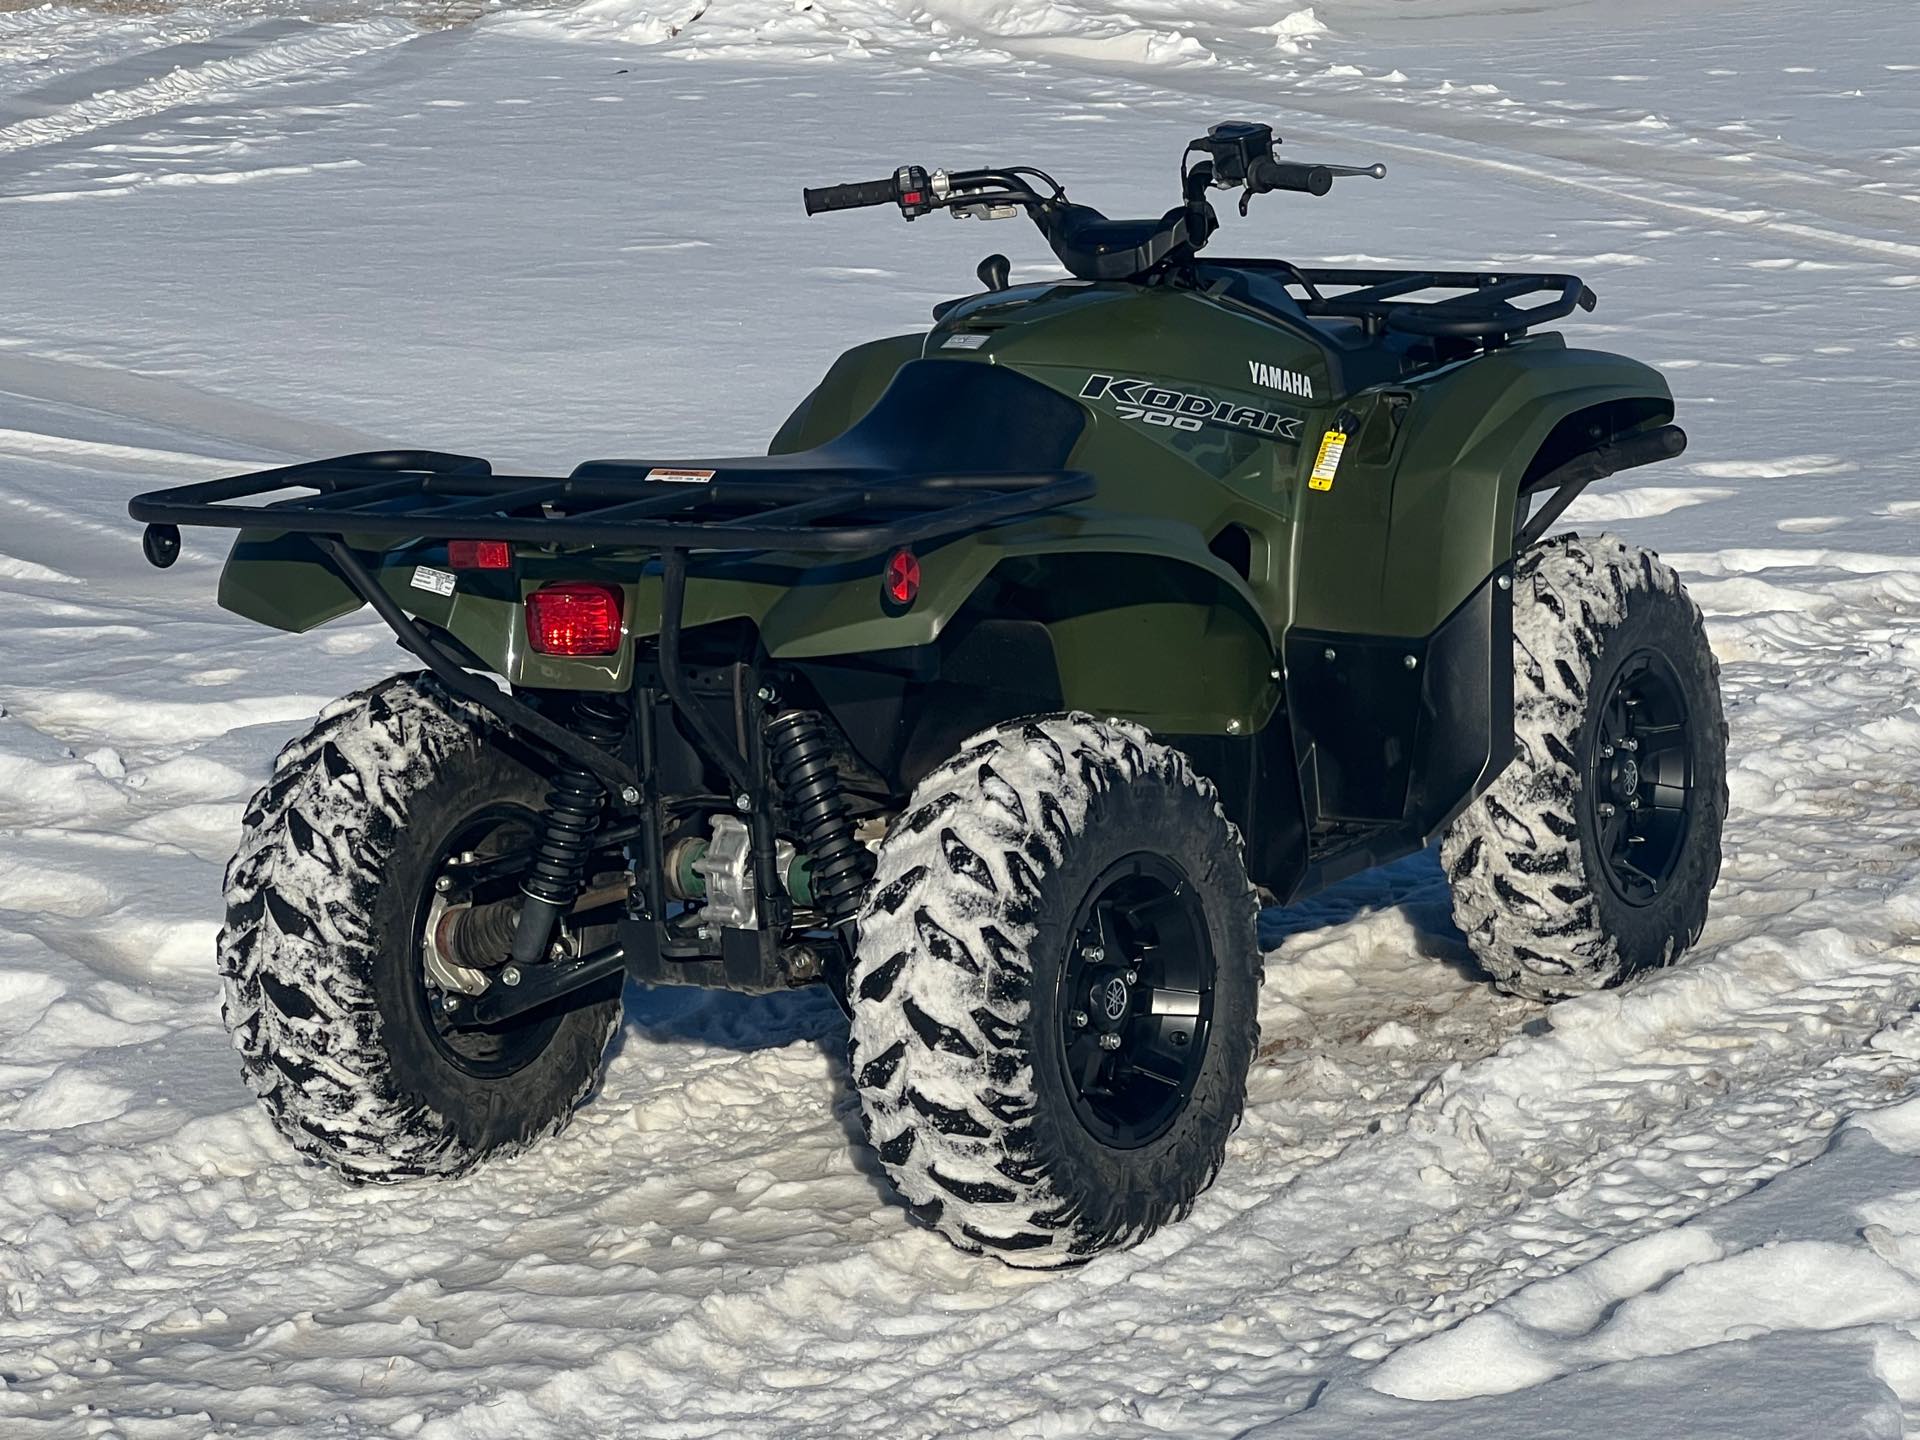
(884, 549, 921, 609)
(526, 583, 623, 656)
(448, 539, 512, 570)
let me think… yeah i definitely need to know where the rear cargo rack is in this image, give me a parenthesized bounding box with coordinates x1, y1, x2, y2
(128, 449, 1095, 557)
(127, 449, 1095, 797)
(1216, 262, 1597, 341)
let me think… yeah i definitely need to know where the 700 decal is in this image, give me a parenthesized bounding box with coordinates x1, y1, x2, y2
(1079, 374, 1302, 440)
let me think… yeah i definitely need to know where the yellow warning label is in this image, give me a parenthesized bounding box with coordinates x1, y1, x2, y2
(1308, 429, 1347, 492)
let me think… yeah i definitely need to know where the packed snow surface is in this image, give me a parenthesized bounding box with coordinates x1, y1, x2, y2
(2, 0, 1919, 1434)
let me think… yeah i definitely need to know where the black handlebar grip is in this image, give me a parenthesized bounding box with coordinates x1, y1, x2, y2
(802, 177, 900, 215)
(1248, 158, 1334, 197)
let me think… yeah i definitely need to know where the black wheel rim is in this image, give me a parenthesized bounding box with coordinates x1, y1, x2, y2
(1054, 853, 1215, 1150)
(1586, 648, 1695, 907)
(415, 803, 566, 1077)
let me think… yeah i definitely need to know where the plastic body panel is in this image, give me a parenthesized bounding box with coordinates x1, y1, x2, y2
(213, 277, 1674, 734)
(1290, 338, 1675, 637)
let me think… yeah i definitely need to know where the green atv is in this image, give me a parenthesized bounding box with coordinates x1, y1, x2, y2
(130, 122, 1727, 1268)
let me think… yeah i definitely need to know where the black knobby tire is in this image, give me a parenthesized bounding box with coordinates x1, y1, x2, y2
(1442, 534, 1729, 1002)
(849, 714, 1260, 1268)
(218, 672, 622, 1182)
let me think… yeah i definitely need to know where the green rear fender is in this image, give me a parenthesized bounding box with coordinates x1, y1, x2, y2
(219, 532, 363, 632)
(217, 526, 1277, 733)
(760, 521, 1279, 734)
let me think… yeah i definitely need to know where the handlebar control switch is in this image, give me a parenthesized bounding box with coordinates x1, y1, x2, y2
(1199, 120, 1278, 188)
(894, 166, 935, 220)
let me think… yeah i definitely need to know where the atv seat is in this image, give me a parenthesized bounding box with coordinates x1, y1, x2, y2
(572, 359, 1086, 488)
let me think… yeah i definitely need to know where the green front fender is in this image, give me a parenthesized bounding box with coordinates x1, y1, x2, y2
(1294, 341, 1677, 637)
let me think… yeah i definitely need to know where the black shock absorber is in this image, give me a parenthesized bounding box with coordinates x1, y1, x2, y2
(765, 709, 875, 928)
(511, 695, 626, 966)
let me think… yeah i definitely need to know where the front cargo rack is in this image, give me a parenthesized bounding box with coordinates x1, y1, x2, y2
(128, 449, 1096, 560)
(1215, 261, 1597, 341)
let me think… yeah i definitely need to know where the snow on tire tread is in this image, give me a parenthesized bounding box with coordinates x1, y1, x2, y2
(1442, 532, 1723, 1001)
(217, 672, 608, 1182)
(849, 712, 1244, 1267)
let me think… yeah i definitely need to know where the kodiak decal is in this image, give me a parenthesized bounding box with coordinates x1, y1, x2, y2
(1080, 374, 1302, 440)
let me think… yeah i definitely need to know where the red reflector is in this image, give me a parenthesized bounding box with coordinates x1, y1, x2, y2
(526, 583, 624, 656)
(448, 539, 511, 570)
(884, 549, 921, 608)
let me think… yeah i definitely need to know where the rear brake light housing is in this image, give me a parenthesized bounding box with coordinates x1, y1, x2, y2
(448, 539, 512, 570)
(525, 582, 624, 656)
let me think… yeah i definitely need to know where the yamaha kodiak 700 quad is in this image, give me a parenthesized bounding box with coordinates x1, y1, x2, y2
(130, 122, 1727, 1267)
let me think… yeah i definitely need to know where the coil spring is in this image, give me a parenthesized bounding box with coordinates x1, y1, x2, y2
(521, 696, 625, 908)
(765, 709, 874, 927)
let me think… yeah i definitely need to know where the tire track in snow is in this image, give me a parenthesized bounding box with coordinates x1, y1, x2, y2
(5, 553, 1920, 1436)
(826, 6, 1920, 267)
(0, 427, 252, 476)
(390, 551, 1920, 1439)
(0, 18, 417, 166)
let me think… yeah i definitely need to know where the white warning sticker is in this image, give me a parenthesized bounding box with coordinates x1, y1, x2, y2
(645, 467, 716, 484)
(942, 333, 990, 350)
(411, 565, 457, 597)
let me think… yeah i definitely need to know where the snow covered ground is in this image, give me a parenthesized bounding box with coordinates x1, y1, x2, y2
(2, 0, 1919, 1433)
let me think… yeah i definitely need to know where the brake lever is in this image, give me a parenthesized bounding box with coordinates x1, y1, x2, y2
(1237, 160, 1386, 215)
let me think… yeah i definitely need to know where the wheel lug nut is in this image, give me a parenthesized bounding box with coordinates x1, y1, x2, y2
(1628, 797, 1640, 811)
(1071, 1009, 1089, 1029)
(1619, 737, 1638, 752)
(1124, 968, 1138, 985)
(1602, 744, 1614, 758)
(1098, 1033, 1122, 1051)
(1598, 802, 1616, 818)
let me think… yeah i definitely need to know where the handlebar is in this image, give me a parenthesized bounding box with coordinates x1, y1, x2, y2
(803, 166, 1051, 221)
(1247, 158, 1333, 197)
(797, 130, 1389, 283)
(803, 176, 903, 215)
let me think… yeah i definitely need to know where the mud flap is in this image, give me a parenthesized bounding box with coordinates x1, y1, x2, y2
(1283, 564, 1515, 852)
